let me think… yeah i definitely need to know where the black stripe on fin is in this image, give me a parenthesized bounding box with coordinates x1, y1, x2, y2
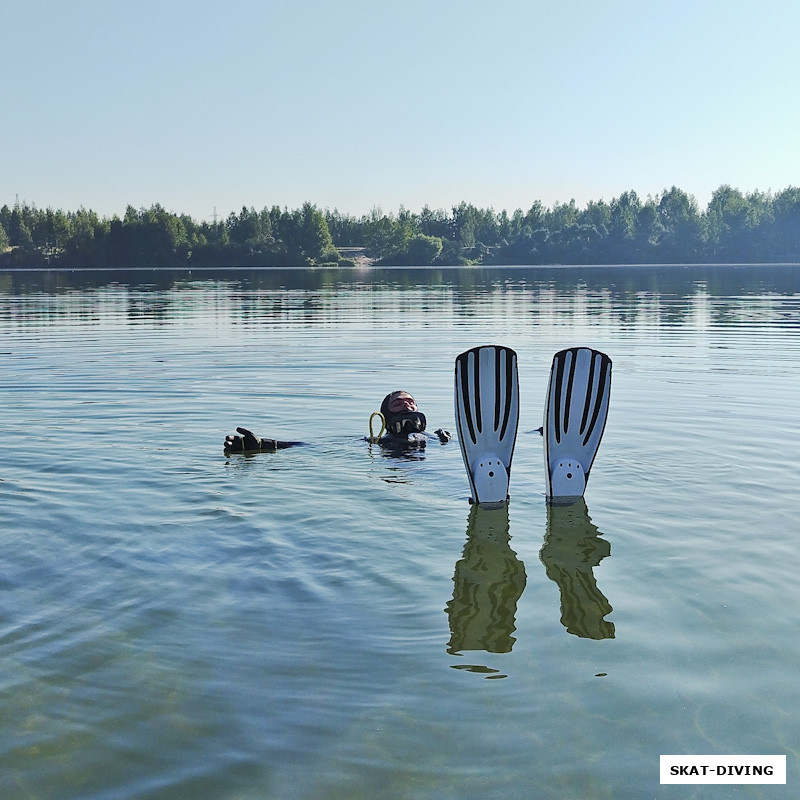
(498, 348, 515, 441)
(562, 349, 576, 436)
(472, 350, 482, 435)
(494, 349, 502, 433)
(552, 351, 565, 444)
(456, 355, 478, 445)
(583, 352, 611, 447)
(579, 350, 598, 436)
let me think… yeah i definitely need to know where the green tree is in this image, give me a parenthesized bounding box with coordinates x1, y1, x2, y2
(225, 206, 276, 262)
(556, 223, 604, 263)
(580, 200, 611, 232)
(498, 226, 549, 265)
(107, 205, 188, 266)
(405, 233, 444, 265)
(417, 205, 450, 240)
(743, 190, 774, 261)
(0, 205, 11, 238)
(606, 192, 640, 262)
(64, 207, 108, 266)
(364, 208, 406, 261)
(449, 202, 477, 249)
(32, 208, 71, 252)
(771, 186, 800, 261)
(635, 198, 664, 259)
(8, 208, 34, 250)
(521, 201, 546, 233)
(227, 206, 259, 247)
(299, 202, 336, 263)
(324, 208, 363, 246)
(704, 185, 757, 261)
(657, 187, 701, 262)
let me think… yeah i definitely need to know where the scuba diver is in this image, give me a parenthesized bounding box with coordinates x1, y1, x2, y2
(223, 390, 452, 454)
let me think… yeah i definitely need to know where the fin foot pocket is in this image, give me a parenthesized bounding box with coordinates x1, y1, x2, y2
(471, 456, 509, 506)
(548, 457, 587, 500)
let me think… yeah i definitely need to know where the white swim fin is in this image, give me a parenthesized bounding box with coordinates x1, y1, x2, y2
(544, 347, 612, 502)
(455, 345, 519, 507)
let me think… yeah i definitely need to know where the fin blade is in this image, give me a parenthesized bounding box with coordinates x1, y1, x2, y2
(455, 345, 519, 505)
(544, 348, 612, 500)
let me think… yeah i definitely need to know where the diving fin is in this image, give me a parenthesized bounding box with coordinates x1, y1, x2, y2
(544, 347, 611, 502)
(454, 345, 519, 506)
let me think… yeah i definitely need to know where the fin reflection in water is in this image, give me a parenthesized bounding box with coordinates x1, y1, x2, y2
(446, 505, 527, 659)
(539, 498, 614, 640)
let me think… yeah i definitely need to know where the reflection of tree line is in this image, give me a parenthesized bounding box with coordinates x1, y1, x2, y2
(4, 264, 800, 297)
(446, 500, 613, 662)
(2, 266, 798, 329)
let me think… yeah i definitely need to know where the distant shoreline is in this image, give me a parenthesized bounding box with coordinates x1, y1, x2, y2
(4, 186, 800, 268)
(3, 262, 799, 273)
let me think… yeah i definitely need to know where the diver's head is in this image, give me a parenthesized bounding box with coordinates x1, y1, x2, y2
(380, 391, 426, 438)
(381, 391, 418, 417)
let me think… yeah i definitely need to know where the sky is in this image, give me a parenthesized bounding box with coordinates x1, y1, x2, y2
(3, 0, 800, 222)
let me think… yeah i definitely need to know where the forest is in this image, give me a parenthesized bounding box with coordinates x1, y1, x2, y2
(1, 185, 800, 268)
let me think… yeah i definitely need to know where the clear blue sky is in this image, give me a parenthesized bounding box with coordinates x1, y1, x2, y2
(3, 0, 800, 221)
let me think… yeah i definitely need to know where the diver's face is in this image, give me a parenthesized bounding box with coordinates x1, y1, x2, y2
(387, 393, 418, 413)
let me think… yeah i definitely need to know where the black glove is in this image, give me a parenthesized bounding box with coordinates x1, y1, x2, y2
(224, 427, 277, 454)
(435, 428, 452, 443)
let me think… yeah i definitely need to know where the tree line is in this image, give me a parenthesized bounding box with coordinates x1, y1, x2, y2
(2, 185, 800, 268)
(0, 203, 339, 268)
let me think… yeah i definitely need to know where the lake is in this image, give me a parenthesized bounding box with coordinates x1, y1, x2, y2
(1, 264, 799, 799)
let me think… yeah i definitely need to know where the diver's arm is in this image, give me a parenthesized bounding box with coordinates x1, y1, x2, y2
(224, 427, 304, 454)
(433, 428, 452, 443)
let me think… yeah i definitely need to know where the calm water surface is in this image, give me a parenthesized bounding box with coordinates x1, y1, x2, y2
(1, 265, 799, 799)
